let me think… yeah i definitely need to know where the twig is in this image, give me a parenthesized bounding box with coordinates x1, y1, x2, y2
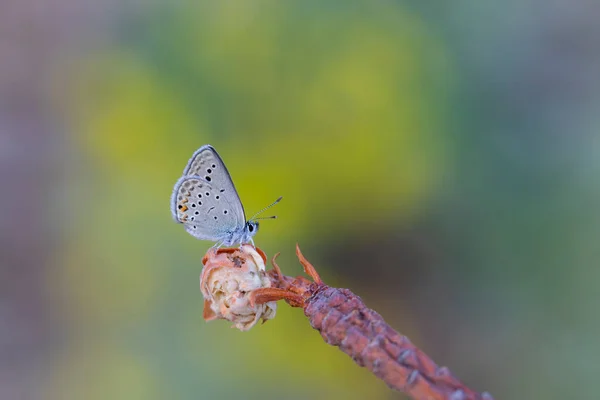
(201, 245, 494, 400)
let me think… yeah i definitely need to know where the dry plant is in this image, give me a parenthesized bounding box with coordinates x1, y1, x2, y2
(200, 244, 494, 400)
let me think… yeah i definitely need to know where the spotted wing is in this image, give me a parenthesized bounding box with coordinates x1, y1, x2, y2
(181, 144, 246, 222)
(171, 175, 246, 241)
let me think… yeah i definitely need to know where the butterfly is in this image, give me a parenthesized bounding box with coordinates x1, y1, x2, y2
(171, 145, 281, 247)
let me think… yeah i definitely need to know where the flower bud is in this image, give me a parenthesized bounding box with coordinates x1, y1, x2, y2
(200, 245, 276, 331)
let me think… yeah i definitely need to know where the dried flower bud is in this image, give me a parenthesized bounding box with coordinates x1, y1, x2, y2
(200, 245, 276, 331)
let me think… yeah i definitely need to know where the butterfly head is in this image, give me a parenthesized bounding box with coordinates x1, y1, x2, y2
(235, 220, 259, 246)
(246, 220, 259, 236)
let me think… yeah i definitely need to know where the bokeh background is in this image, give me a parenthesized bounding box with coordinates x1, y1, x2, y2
(2, 1, 600, 399)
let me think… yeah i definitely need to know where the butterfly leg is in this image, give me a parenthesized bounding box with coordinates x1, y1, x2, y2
(238, 237, 256, 249)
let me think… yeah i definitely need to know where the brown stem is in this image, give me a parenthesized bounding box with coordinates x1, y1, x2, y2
(304, 286, 493, 400)
(252, 246, 494, 400)
(249, 287, 304, 308)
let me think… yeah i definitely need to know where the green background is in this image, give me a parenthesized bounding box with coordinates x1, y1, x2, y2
(3, 1, 600, 399)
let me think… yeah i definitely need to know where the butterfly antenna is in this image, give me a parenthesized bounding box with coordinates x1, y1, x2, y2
(249, 196, 283, 221)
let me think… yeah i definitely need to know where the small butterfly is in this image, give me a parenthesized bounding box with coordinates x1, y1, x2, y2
(171, 145, 281, 247)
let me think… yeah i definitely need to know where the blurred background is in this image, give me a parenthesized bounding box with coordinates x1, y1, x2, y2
(2, 1, 600, 399)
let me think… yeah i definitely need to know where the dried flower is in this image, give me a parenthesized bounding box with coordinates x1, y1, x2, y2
(198, 244, 493, 399)
(200, 245, 276, 331)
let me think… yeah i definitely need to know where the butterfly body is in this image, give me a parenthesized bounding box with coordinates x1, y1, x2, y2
(171, 145, 260, 247)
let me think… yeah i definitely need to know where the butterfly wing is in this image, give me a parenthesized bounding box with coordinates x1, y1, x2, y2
(182, 145, 246, 223)
(171, 175, 245, 241)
